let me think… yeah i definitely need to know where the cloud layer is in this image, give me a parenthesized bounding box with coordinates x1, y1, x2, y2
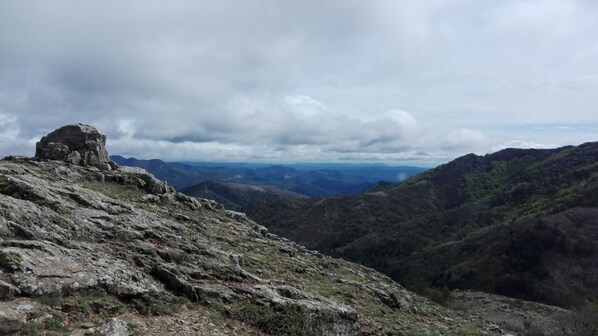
(1, 1, 597, 163)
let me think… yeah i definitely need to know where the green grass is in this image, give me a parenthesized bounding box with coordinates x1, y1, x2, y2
(131, 294, 190, 316)
(79, 181, 146, 201)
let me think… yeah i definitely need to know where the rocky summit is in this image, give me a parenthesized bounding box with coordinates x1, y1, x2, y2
(35, 124, 118, 171)
(0, 126, 539, 335)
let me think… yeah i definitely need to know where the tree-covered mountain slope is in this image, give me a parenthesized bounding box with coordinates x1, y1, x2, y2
(245, 141, 598, 307)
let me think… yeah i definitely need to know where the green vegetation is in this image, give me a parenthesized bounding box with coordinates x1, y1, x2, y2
(33, 292, 191, 334)
(22, 313, 68, 336)
(27, 294, 127, 334)
(131, 294, 190, 316)
(246, 142, 598, 307)
(79, 180, 145, 201)
(230, 302, 310, 336)
(555, 301, 598, 336)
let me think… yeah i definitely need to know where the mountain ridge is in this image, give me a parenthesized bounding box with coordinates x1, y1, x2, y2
(245, 141, 598, 307)
(180, 180, 308, 211)
(110, 155, 426, 197)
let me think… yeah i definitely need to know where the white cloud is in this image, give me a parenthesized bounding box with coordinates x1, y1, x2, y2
(117, 119, 136, 138)
(0, 1, 596, 163)
(0, 113, 19, 139)
(492, 140, 553, 152)
(0, 112, 33, 157)
(440, 129, 488, 151)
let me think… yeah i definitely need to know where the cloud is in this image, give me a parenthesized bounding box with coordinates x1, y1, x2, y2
(440, 129, 488, 151)
(0, 113, 34, 157)
(492, 140, 553, 152)
(0, 1, 596, 163)
(0, 113, 19, 139)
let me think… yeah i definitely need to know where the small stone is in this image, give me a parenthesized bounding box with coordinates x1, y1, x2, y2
(253, 224, 269, 236)
(97, 162, 112, 171)
(136, 178, 147, 188)
(140, 194, 160, 203)
(81, 322, 95, 329)
(95, 317, 129, 336)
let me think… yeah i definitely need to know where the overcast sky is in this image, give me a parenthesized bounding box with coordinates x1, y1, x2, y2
(1, 1, 597, 165)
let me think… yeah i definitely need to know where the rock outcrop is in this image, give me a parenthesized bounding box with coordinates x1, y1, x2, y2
(0, 125, 511, 335)
(35, 123, 118, 170)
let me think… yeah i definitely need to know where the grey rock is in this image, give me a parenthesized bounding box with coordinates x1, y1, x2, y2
(193, 283, 240, 303)
(243, 284, 360, 335)
(66, 150, 82, 165)
(43, 142, 70, 161)
(0, 298, 46, 334)
(136, 178, 147, 188)
(253, 224, 269, 236)
(0, 239, 162, 296)
(229, 253, 244, 267)
(0, 279, 20, 299)
(225, 210, 248, 222)
(140, 194, 160, 203)
(97, 162, 113, 171)
(0, 217, 12, 236)
(116, 166, 169, 195)
(84, 150, 100, 167)
(81, 322, 95, 329)
(108, 161, 120, 170)
(35, 123, 116, 170)
(96, 317, 129, 336)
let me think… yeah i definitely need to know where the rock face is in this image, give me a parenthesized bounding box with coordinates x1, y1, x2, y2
(35, 123, 118, 170)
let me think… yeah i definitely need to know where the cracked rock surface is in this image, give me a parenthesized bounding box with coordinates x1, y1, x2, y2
(0, 156, 507, 335)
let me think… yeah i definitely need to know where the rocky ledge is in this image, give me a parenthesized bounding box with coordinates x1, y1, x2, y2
(0, 125, 510, 335)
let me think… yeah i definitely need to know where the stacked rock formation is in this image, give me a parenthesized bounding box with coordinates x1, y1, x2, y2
(35, 123, 118, 171)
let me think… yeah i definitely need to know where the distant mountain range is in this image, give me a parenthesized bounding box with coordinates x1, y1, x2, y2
(244, 141, 598, 307)
(180, 181, 308, 210)
(110, 155, 426, 198)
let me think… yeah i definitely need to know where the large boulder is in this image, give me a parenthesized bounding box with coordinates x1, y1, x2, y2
(35, 124, 118, 170)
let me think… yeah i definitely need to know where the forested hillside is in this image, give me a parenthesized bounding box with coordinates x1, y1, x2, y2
(245, 142, 598, 306)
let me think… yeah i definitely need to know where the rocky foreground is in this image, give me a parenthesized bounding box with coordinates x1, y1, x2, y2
(0, 125, 573, 335)
(0, 155, 501, 336)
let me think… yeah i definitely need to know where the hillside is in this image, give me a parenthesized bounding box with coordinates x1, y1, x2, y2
(181, 181, 308, 211)
(0, 124, 507, 335)
(111, 155, 425, 197)
(245, 142, 598, 307)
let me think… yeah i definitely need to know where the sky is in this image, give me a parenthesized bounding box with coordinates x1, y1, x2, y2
(0, 0, 597, 165)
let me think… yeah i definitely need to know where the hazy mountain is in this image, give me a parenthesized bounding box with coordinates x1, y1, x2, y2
(111, 155, 426, 197)
(245, 141, 598, 307)
(181, 181, 308, 210)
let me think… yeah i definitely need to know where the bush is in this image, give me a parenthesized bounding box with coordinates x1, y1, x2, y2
(230, 302, 310, 336)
